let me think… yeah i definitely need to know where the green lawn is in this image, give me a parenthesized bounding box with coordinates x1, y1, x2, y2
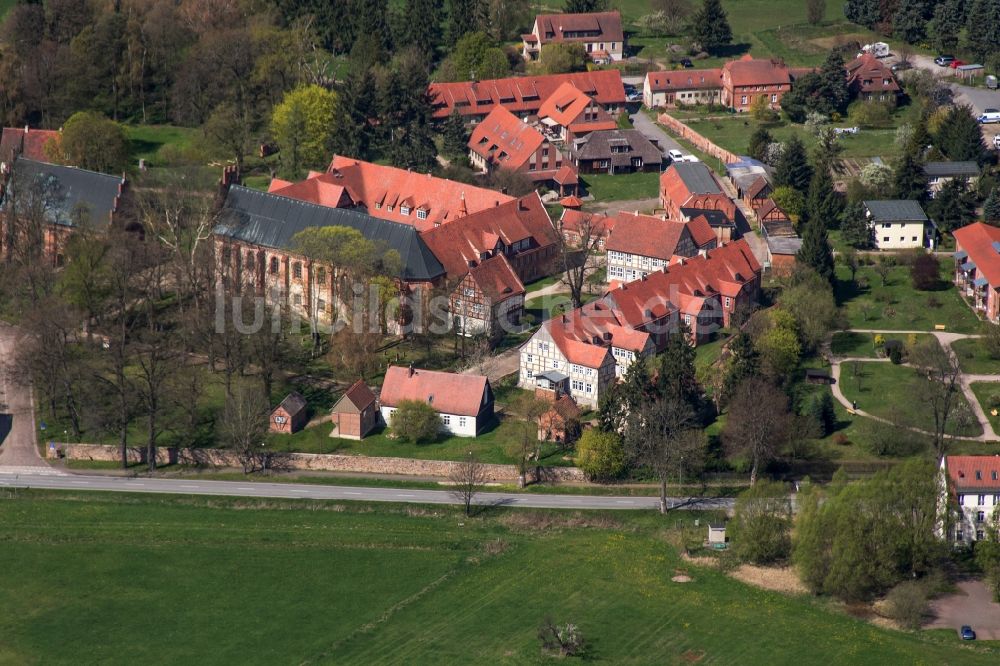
(1, 491, 997, 664)
(971, 382, 1000, 434)
(838, 361, 983, 438)
(836, 263, 983, 334)
(581, 171, 660, 202)
(952, 338, 1000, 376)
(830, 331, 930, 358)
(126, 124, 204, 167)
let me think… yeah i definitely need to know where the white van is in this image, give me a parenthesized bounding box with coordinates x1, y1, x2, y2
(979, 112, 1000, 124)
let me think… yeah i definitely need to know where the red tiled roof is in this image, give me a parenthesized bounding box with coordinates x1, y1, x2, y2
(420, 193, 557, 279)
(467, 253, 525, 302)
(380, 366, 489, 416)
(339, 379, 377, 411)
(754, 198, 788, 220)
(745, 175, 771, 199)
(559, 209, 616, 239)
(686, 214, 717, 246)
(646, 69, 723, 92)
(545, 318, 616, 368)
(534, 11, 624, 44)
(559, 195, 583, 208)
(845, 53, 900, 94)
(468, 106, 545, 171)
(605, 213, 713, 260)
(267, 157, 513, 231)
(430, 70, 626, 119)
(538, 82, 615, 130)
(0, 127, 60, 163)
(723, 55, 791, 88)
(954, 222, 1000, 286)
(554, 164, 579, 185)
(945, 456, 1000, 491)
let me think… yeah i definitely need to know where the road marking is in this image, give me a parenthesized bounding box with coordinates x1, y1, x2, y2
(124, 482, 146, 487)
(70, 481, 90, 485)
(289, 489, 309, 493)
(180, 485, 199, 489)
(398, 493, 417, 497)
(616, 500, 635, 504)
(342, 491, 361, 496)
(237, 487, 254, 491)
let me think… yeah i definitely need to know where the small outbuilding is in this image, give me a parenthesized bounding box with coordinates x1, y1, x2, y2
(330, 379, 379, 440)
(708, 523, 727, 545)
(804, 368, 832, 385)
(270, 392, 308, 434)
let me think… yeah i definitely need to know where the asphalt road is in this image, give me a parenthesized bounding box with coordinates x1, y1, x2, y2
(630, 111, 683, 156)
(0, 469, 735, 511)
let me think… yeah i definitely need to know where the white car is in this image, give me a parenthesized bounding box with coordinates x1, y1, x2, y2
(978, 112, 1000, 124)
(668, 149, 686, 162)
(994, 134, 1000, 150)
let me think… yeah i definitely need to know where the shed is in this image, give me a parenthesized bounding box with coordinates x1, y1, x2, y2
(270, 392, 309, 434)
(804, 368, 832, 385)
(708, 523, 727, 545)
(330, 380, 379, 440)
(955, 64, 984, 80)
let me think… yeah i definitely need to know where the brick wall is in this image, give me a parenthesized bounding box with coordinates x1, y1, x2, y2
(657, 113, 738, 165)
(50, 443, 586, 484)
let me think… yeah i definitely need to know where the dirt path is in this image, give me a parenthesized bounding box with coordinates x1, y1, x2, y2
(0, 324, 60, 474)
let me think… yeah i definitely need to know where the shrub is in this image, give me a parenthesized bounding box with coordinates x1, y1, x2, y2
(832, 432, 849, 446)
(910, 253, 940, 291)
(730, 480, 792, 565)
(806, 392, 836, 437)
(887, 345, 903, 365)
(574, 429, 626, 481)
(390, 399, 442, 443)
(984, 324, 1000, 360)
(884, 581, 928, 630)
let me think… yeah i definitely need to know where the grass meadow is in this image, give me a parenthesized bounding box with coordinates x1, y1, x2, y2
(0, 491, 997, 664)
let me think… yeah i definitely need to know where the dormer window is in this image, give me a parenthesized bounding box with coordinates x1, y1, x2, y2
(977, 470, 983, 480)
(401, 206, 410, 216)
(375, 202, 382, 209)
(417, 209, 427, 220)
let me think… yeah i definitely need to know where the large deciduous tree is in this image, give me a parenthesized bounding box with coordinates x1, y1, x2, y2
(271, 84, 338, 177)
(53, 111, 129, 173)
(723, 378, 791, 485)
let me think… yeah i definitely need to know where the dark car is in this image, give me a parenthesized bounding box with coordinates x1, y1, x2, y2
(935, 55, 955, 66)
(679, 58, 693, 68)
(960, 625, 976, 640)
(891, 61, 912, 72)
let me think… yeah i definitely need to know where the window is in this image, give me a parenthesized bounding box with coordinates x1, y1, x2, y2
(978, 511, 986, 522)
(585, 383, 593, 394)
(528, 162, 536, 171)
(956, 529, 964, 541)
(571, 364, 583, 374)
(771, 94, 777, 103)
(317, 298, 326, 312)
(538, 342, 549, 352)
(463, 287, 475, 297)
(246, 253, 254, 270)
(977, 529, 986, 540)
(542, 148, 549, 157)
(526, 368, 533, 378)
(293, 262, 302, 279)
(740, 95, 747, 105)
(442, 414, 451, 425)
(293, 293, 302, 305)
(995, 493, 1000, 504)
(883, 236, 890, 242)
(526, 354, 533, 364)
(958, 494, 966, 505)
(585, 368, 593, 376)
(977, 470, 983, 480)
(912, 236, 918, 242)
(400, 206, 410, 216)
(572, 379, 583, 391)
(417, 209, 427, 220)
(316, 267, 326, 282)
(458, 416, 467, 428)
(724, 296, 732, 309)
(375, 202, 382, 209)
(979, 495, 987, 505)
(387, 205, 393, 212)
(552, 360, 560, 369)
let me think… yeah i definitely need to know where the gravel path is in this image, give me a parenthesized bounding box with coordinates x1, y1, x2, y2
(0, 324, 50, 470)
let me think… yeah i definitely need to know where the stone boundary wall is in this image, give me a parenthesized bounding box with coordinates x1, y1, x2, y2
(657, 113, 739, 165)
(49, 443, 586, 484)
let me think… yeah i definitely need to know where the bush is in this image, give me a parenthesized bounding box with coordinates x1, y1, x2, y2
(910, 253, 940, 291)
(887, 344, 903, 364)
(730, 480, 792, 565)
(984, 324, 1000, 360)
(806, 391, 836, 437)
(884, 581, 928, 630)
(390, 399, 442, 443)
(849, 100, 893, 128)
(574, 429, 626, 481)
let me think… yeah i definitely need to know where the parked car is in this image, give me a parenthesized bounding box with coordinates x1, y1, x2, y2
(833, 126, 860, 135)
(891, 61, 912, 72)
(679, 58, 693, 68)
(960, 626, 976, 640)
(949, 59, 966, 69)
(935, 55, 955, 66)
(995, 134, 1000, 150)
(668, 149, 686, 162)
(978, 111, 1000, 124)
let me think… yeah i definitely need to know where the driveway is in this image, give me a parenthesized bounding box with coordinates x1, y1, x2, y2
(926, 580, 1000, 640)
(630, 111, 682, 156)
(0, 324, 55, 473)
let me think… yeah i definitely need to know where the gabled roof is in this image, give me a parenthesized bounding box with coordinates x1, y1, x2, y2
(430, 70, 626, 119)
(559, 209, 616, 238)
(845, 54, 900, 94)
(538, 82, 597, 128)
(275, 392, 308, 416)
(666, 161, 722, 196)
(723, 55, 792, 88)
(945, 455, 1000, 491)
(420, 193, 557, 279)
(380, 366, 489, 417)
(214, 186, 445, 282)
(0, 127, 60, 163)
(864, 199, 928, 222)
(336, 379, 377, 412)
(466, 253, 525, 302)
(645, 69, 723, 92)
(605, 214, 712, 260)
(924, 161, 980, 178)
(571, 129, 663, 167)
(544, 316, 617, 368)
(3, 157, 125, 228)
(766, 236, 803, 255)
(953, 222, 1000, 286)
(267, 174, 351, 208)
(534, 11, 624, 44)
(680, 207, 735, 229)
(745, 175, 771, 199)
(754, 198, 788, 221)
(468, 106, 546, 171)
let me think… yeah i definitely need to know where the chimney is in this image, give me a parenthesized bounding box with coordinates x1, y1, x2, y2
(408, 364, 415, 377)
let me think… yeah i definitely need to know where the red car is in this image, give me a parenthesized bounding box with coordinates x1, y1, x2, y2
(950, 59, 966, 69)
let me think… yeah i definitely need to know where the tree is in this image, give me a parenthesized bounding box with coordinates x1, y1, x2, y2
(858, 162, 893, 198)
(446, 0, 487, 43)
(929, 178, 977, 232)
(773, 135, 812, 194)
(806, 391, 836, 436)
(403, 0, 442, 58)
(203, 101, 255, 177)
(535, 42, 587, 74)
(771, 185, 805, 219)
(931, 0, 964, 52)
(984, 187, 1000, 225)
(984, 323, 1000, 360)
(655, 324, 702, 410)
(391, 399, 442, 443)
(133, 332, 178, 473)
(332, 65, 377, 161)
(885, 581, 930, 630)
(781, 267, 840, 351)
(724, 378, 791, 485)
(874, 255, 893, 286)
(755, 322, 801, 379)
(796, 211, 835, 283)
(556, 213, 604, 308)
(964, 0, 1000, 61)
(720, 332, 759, 408)
(892, 149, 927, 202)
(909, 338, 963, 457)
(806, 164, 842, 229)
(937, 104, 988, 164)
(564, 0, 607, 11)
(271, 84, 337, 177)
(441, 32, 501, 82)
(730, 480, 793, 564)
(840, 247, 860, 283)
(379, 49, 438, 172)
(54, 111, 129, 173)
(893, 0, 929, 43)
(441, 109, 469, 160)
(749, 94, 777, 122)
(575, 429, 627, 481)
(690, 0, 732, 53)
(816, 50, 850, 116)
(909, 253, 940, 291)
(844, 0, 882, 27)
(538, 617, 587, 658)
(508, 394, 549, 487)
(840, 201, 872, 247)
(220, 387, 271, 474)
(450, 451, 487, 516)
(598, 357, 652, 434)
(976, 510, 1000, 601)
(747, 126, 772, 162)
(807, 0, 826, 24)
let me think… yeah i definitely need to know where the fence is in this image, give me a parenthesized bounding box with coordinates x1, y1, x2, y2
(657, 113, 739, 165)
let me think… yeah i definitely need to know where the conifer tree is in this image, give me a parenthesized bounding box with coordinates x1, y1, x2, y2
(690, 0, 732, 53)
(774, 135, 812, 193)
(796, 210, 835, 283)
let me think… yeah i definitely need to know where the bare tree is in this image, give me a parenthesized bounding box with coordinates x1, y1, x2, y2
(556, 213, 605, 309)
(723, 378, 791, 486)
(220, 386, 271, 473)
(910, 339, 963, 457)
(538, 617, 587, 658)
(507, 394, 549, 487)
(450, 452, 488, 516)
(624, 396, 706, 513)
(133, 331, 180, 473)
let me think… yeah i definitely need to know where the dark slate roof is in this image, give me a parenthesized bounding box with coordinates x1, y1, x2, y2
(673, 161, 722, 194)
(215, 186, 445, 282)
(571, 129, 663, 166)
(923, 161, 980, 178)
(679, 207, 733, 228)
(863, 199, 928, 222)
(766, 236, 803, 255)
(5, 158, 124, 228)
(275, 391, 308, 416)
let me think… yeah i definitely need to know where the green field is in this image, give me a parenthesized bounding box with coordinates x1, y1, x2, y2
(830, 331, 930, 358)
(836, 263, 983, 334)
(971, 382, 1000, 434)
(1, 491, 997, 664)
(952, 338, 1000, 376)
(581, 171, 660, 202)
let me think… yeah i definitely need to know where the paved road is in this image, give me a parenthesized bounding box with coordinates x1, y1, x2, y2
(630, 111, 682, 156)
(0, 324, 47, 469)
(0, 469, 735, 511)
